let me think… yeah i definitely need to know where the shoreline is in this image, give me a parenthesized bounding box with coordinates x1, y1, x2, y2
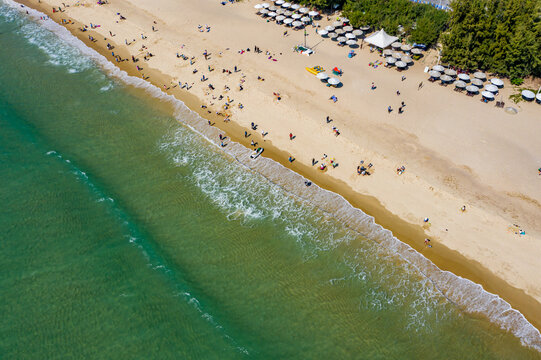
(13, 0, 541, 348)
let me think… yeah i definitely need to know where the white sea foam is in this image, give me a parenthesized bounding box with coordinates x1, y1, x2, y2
(10, 0, 541, 351)
(99, 83, 114, 92)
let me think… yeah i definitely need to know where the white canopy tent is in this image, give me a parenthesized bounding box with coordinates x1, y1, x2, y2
(364, 29, 398, 49)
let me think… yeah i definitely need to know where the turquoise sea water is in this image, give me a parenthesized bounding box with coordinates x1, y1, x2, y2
(1, 3, 540, 358)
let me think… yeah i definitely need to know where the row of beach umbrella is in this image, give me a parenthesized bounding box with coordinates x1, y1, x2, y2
(255, 3, 320, 28)
(255, 2, 319, 17)
(318, 23, 367, 47)
(428, 65, 509, 100)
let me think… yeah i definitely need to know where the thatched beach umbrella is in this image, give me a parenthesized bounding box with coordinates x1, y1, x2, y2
(352, 29, 363, 37)
(346, 39, 357, 46)
(428, 70, 441, 79)
(275, 8, 285, 14)
(433, 65, 444, 72)
(411, 48, 422, 55)
(440, 74, 453, 83)
(301, 16, 311, 23)
(283, 17, 293, 25)
(341, 17, 349, 23)
(282, 2, 291, 8)
(254, 4, 263, 9)
(333, 21, 343, 28)
(327, 77, 340, 86)
(343, 25, 353, 32)
(386, 57, 396, 65)
(335, 28, 345, 35)
(457, 73, 470, 82)
(345, 33, 356, 39)
(325, 25, 335, 32)
(466, 85, 479, 93)
(360, 26, 370, 31)
(261, 2, 270, 8)
(329, 32, 338, 39)
(536, 93, 541, 103)
(292, 13, 301, 19)
(318, 29, 328, 36)
(290, 3, 300, 10)
(382, 49, 393, 56)
(454, 80, 466, 88)
(316, 72, 329, 80)
(474, 71, 486, 80)
(391, 42, 402, 49)
(485, 84, 498, 93)
(444, 68, 457, 77)
(401, 44, 412, 52)
(269, 5, 277, 11)
(337, 36, 347, 43)
(276, 15, 285, 22)
(471, 78, 484, 87)
(401, 56, 413, 64)
(308, 11, 319, 17)
(268, 12, 277, 17)
(521, 90, 535, 101)
(482, 91, 494, 100)
(260, 8, 269, 15)
(292, 20, 303, 27)
(284, 10, 292, 16)
(299, 7, 309, 13)
(396, 61, 407, 68)
(392, 52, 402, 59)
(490, 78, 504, 88)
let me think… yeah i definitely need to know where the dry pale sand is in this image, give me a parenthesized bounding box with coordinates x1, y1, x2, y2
(19, 0, 541, 329)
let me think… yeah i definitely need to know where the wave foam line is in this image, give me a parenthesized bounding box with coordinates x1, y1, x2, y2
(7, 0, 540, 351)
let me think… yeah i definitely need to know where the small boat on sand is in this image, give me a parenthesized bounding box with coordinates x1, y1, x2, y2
(250, 147, 264, 159)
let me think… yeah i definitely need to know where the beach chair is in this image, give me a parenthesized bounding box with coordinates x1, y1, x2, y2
(332, 67, 343, 76)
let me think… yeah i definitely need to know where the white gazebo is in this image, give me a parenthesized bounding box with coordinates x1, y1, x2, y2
(363, 29, 398, 49)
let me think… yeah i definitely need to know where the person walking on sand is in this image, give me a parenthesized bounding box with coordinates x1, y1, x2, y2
(418, 81, 423, 90)
(289, 133, 294, 140)
(388, 106, 392, 113)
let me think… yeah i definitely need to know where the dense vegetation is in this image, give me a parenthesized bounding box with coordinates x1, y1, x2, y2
(293, 0, 541, 79)
(343, 0, 448, 46)
(296, 0, 347, 8)
(441, 0, 541, 79)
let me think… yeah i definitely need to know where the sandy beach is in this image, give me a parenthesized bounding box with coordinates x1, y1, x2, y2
(17, 0, 541, 335)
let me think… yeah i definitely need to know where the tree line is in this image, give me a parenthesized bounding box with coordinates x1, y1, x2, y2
(441, 0, 540, 80)
(295, 0, 541, 79)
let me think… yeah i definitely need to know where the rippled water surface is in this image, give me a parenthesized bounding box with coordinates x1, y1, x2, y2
(1, 3, 540, 359)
